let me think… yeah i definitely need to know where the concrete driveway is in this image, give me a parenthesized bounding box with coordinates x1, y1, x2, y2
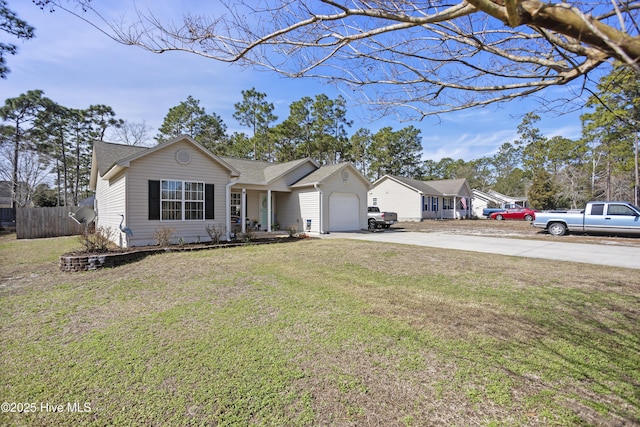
(325, 229, 640, 270)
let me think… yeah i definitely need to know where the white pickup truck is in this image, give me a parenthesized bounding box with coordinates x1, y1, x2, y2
(532, 201, 640, 236)
(367, 207, 398, 230)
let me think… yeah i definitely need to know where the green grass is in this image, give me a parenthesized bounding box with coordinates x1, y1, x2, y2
(0, 234, 638, 426)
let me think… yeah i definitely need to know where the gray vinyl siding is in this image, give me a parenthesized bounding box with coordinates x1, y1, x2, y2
(283, 162, 317, 187)
(298, 191, 320, 233)
(369, 178, 422, 222)
(95, 170, 127, 246)
(125, 140, 231, 246)
(275, 190, 304, 233)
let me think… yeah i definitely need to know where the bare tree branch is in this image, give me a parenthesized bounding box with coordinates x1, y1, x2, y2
(48, 0, 640, 118)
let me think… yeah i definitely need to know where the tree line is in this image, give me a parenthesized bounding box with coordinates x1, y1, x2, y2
(1, 66, 638, 210)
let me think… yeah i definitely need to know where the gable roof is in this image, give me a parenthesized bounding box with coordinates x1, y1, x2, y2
(222, 157, 316, 185)
(427, 178, 470, 196)
(374, 175, 470, 196)
(90, 136, 240, 189)
(93, 141, 147, 178)
(291, 162, 372, 188)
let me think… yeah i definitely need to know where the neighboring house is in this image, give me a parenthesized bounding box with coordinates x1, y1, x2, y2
(0, 181, 30, 208)
(368, 175, 472, 221)
(471, 189, 528, 218)
(0, 181, 12, 208)
(89, 136, 370, 247)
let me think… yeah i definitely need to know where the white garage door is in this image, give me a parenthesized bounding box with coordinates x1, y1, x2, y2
(329, 193, 360, 231)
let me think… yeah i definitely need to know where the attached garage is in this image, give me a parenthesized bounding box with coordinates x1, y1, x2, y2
(329, 192, 360, 231)
(290, 163, 371, 234)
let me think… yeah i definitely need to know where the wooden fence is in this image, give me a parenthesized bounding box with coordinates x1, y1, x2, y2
(16, 206, 86, 239)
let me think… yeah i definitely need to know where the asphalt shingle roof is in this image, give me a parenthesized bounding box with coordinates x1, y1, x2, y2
(388, 175, 468, 196)
(221, 157, 313, 184)
(93, 140, 147, 176)
(291, 162, 349, 187)
(93, 139, 320, 186)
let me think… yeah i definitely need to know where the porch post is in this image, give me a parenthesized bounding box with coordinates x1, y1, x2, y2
(225, 180, 234, 241)
(241, 188, 247, 233)
(453, 196, 457, 219)
(267, 189, 272, 232)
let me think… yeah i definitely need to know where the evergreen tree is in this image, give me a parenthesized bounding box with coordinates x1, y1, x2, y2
(157, 96, 227, 152)
(233, 88, 277, 161)
(348, 128, 372, 177)
(0, 90, 50, 207)
(528, 170, 558, 210)
(0, 0, 35, 78)
(582, 65, 640, 201)
(369, 126, 423, 180)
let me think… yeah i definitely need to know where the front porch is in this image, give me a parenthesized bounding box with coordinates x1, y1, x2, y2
(227, 187, 286, 238)
(421, 195, 471, 220)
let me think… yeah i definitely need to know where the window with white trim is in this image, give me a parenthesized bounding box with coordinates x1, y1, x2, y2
(161, 180, 204, 220)
(443, 197, 453, 210)
(230, 192, 242, 217)
(430, 196, 438, 212)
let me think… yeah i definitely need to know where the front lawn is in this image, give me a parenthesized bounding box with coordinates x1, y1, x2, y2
(1, 234, 638, 426)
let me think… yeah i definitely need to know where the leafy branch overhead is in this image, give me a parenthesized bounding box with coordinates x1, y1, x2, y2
(47, 0, 640, 117)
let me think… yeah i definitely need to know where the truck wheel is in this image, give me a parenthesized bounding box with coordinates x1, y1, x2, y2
(368, 219, 377, 230)
(548, 222, 567, 236)
(524, 214, 533, 221)
(495, 214, 504, 220)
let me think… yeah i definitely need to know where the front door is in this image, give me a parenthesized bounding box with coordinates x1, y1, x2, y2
(260, 193, 276, 230)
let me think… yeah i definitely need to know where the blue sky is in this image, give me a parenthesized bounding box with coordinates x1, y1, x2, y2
(4, 1, 588, 161)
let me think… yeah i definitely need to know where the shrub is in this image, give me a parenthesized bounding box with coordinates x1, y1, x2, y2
(239, 228, 255, 242)
(205, 223, 226, 244)
(287, 225, 297, 238)
(154, 226, 175, 246)
(78, 226, 114, 253)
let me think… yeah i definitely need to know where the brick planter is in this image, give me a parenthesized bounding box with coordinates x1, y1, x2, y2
(60, 238, 297, 272)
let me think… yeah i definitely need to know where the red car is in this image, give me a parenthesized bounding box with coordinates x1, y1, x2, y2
(490, 207, 537, 221)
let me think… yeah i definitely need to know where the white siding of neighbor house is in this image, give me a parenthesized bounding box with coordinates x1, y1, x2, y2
(472, 198, 489, 219)
(368, 178, 422, 222)
(321, 169, 368, 232)
(124, 139, 231, 246)
(95, 170, 127, 246)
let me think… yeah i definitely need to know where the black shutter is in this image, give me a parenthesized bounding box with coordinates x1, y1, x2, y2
(205, 184, 214, 219)
(148, 180, 160, 220)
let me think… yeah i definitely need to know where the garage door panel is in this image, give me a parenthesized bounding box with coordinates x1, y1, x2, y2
(330, 193, 359, 231)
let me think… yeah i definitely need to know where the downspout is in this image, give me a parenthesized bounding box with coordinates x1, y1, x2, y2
(225, 179, 237, 241)
(314, 183, 324, 234)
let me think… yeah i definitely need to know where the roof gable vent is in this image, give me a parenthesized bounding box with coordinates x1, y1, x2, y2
(176, 149, 192, 165)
